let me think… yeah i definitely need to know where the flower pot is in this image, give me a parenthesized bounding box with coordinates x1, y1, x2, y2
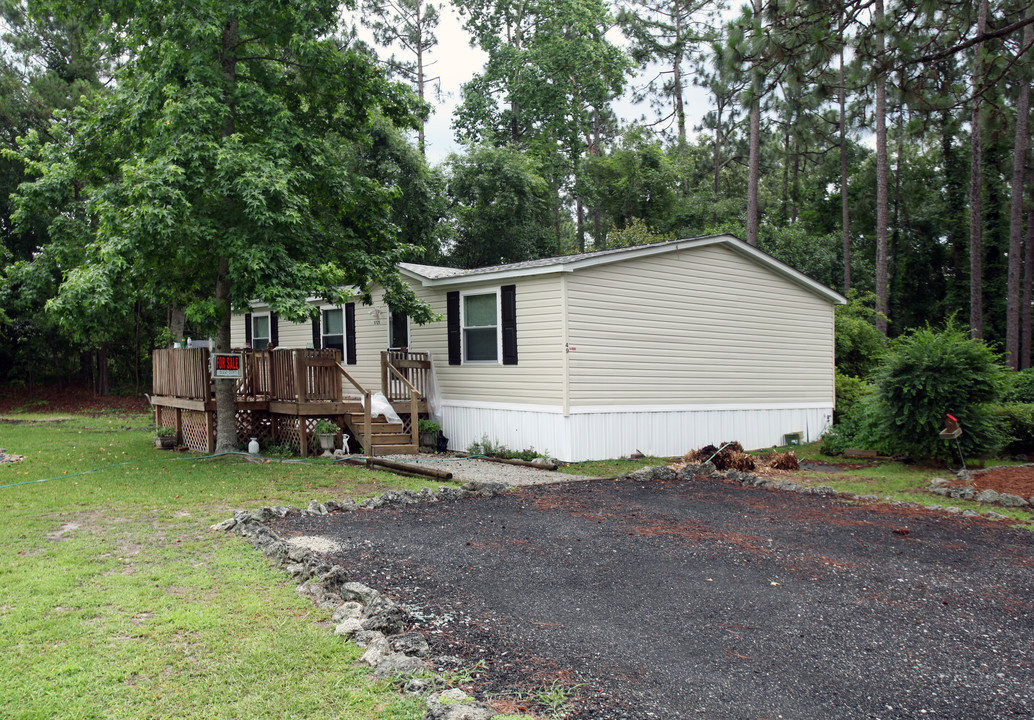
(155, 435, 176, 449)
(420, 431, 439, 449)
(318, 433, 336, 457)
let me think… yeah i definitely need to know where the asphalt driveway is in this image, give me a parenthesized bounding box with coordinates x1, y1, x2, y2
(269, 476, 1034, 720)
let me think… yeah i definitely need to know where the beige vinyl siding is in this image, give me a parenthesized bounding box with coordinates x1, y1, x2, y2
(229, 308, 312, 350)
(228, 275, 565, 406)
(566, 243, 835, 406)
(410, 276, 565, 406)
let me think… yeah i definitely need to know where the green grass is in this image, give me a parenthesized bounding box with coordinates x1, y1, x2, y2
(557, 456, 673, 477)
(0, 412, 459, 719)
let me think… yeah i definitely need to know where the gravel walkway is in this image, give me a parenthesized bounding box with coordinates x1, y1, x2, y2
(379, 454, 593, 486)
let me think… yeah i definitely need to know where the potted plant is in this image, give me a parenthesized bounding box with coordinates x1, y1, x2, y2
(418, 418, 441, 450)
(154, 426, 177, 449)
(313, 419, 338, 457)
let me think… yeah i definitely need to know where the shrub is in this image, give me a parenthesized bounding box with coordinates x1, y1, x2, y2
(865, 323, 1008, 461)
(834, 370, 871, 423)
(834, 291, 888, 378)
(418, 418, 442, 434)
(996, 403, 1034, 454)
(1003, 368, 1034, 403)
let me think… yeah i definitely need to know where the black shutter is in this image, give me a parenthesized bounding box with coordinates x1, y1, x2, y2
(447, 291, 461, 365)
(311, 314, 321, 349)
(345, 302, 357, 365)
(501, 284, 517, 365)
(270, 313, 279, 347)
(244, 313, 252, 346)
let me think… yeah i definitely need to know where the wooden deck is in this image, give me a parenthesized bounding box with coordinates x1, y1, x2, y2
(149, 348, 430, 456)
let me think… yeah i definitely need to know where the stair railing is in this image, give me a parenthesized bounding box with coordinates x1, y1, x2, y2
(385, 363, 420, 449)
(336, 363, 373, 455)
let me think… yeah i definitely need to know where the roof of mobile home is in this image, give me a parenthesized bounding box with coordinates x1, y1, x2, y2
(399, 234, 846, 305)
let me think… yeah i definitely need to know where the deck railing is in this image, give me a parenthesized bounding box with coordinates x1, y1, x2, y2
(152, 348, 211, 400)
(381, 350, 431, 402)
(268, 349, 342, 402)
(385, 362, 420, 448)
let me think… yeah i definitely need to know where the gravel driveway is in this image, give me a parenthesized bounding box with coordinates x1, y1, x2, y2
(270, 475, 1034, 720)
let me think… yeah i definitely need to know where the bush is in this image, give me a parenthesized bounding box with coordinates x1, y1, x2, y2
(1004, 368, 1034, 403)
(995, 403, 1034, 454)
(834, 370, 871, 423)
(864, 323, 1008, 461)
(834, 291, 888, 378)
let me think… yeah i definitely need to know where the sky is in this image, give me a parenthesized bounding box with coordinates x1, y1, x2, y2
(355, 3, 718, 165)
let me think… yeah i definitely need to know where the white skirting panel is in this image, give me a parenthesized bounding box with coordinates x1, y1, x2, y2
(439, 402, 833, 462)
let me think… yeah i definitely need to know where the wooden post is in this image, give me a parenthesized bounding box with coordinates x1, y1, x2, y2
(174, 408, 183, 445)
(380, 351, 389, 397)
(204, 409, 214, 453)
(298, 418, 309, 458)
(294, 350, 307, 402)
(364, 390, 374, 457)
(409, 389, 418, 448)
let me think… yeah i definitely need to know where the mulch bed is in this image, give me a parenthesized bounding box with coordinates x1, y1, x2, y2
(270, 475, 1034, 720)
(960, 465, 1034, 498)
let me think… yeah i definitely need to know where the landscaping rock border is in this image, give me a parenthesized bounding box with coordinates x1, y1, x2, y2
(211, 480, 512, 720)
(926, 465, 1034, 509)
(623, 462, 1027, 520)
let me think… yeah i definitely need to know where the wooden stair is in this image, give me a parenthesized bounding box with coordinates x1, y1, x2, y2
(346, 412, 418, 456)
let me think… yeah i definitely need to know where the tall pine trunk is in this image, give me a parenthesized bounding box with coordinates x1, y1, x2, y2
(839, 27, 851, 294)
(1023, 206, 1034, 369)
(746, 80, 761, 246)
(970, 0, 988, 340)
(874, 0, 889, 334)
(1006, 20, 1032, 368)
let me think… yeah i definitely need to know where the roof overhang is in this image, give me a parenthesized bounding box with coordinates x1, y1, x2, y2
(401, 235, 847, 305)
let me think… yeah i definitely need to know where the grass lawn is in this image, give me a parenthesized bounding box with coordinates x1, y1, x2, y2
(0, 411, 456, 720)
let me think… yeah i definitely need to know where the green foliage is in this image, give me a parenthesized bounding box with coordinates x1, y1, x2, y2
(995, 403, 1034, 454)
(8, 0, 434, 343)
(465, 434, 545, 460)
(154, 425, 176, 438)
(262, 442, 296, 459)
(1003, 368, 1034, 403)
(418, 418, 441, 434)
(446, 145, 555, 267)
(864, 323, 1008, 461)
(313, 419, 337, 435)
(834, 292, 888, 378)
(834, 369, 870, 423)
(604, 217, 675, 249)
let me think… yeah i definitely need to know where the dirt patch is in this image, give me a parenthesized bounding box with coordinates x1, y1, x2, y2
(0, 383, 148, 415)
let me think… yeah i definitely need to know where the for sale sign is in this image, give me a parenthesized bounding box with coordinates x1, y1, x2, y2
(211, 353, 243, 379)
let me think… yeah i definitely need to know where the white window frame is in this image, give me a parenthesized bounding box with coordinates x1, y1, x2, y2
(251, 312, 271, 350)
(388, 309, 410, 350)
(460, 289, 502, 365)
(320, 305, 345, 354)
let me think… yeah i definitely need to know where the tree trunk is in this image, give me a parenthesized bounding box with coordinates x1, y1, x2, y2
(874, 0, 889, 335)
(1023, 206, 1034, 369)
(712, 101, 724, 225)
(169, 303, 185, 345)
(673, 0, 686, 143)
(746, 83, 761, 247)
(97, 344, 109, 396)
(214, 16, 239, 454)
(416, 10, 426, 157)
(840, 40, 851, 294)
(1006, 22, 1032, 368)
(576, 197, 585, 253)
(970, 0, 988, 340)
